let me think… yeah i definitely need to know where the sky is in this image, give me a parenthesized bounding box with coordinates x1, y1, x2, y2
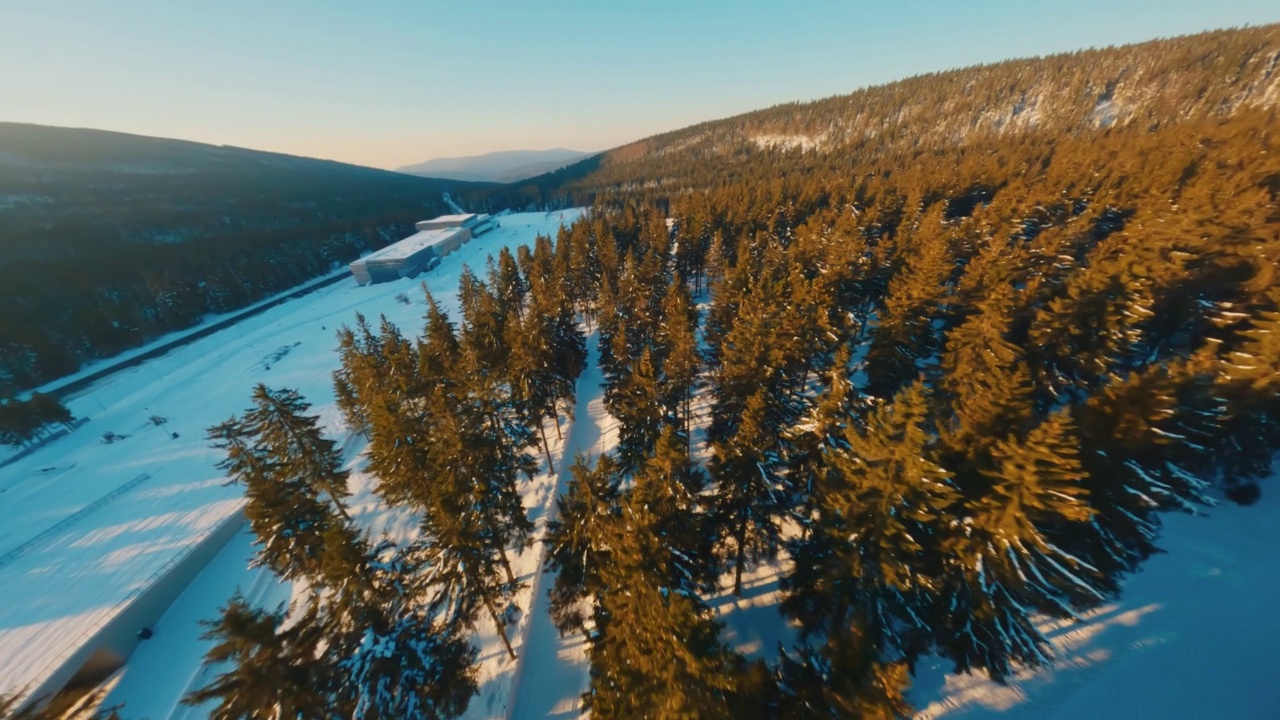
(1, 1, 1276, 170)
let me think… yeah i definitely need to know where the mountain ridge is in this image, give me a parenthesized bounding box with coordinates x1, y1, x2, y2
(0, 122, 526, 393)
(398, 147, 592, 183)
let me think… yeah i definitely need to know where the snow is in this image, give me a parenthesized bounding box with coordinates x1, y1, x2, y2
(506, 336, 616, 720)
(912, 477, 1280, 719)
(359, 226, 468, 263)
(0, 211, 583, 712)
(12, 265, 352, 406)
(5, 204, 1276, 718)
(105, 527, 292, 720)
(749, 134, 828, 153)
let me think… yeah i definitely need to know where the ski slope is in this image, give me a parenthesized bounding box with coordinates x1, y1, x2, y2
(0, 211, 584, 710)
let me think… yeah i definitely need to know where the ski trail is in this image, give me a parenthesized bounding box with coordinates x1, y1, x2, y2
(506, 336, 617, 720)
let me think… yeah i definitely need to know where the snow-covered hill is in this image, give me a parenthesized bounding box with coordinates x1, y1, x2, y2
(4, 207, 1275, 719)
(912, 483, 1279, 719)
(0, 211, 583, 715)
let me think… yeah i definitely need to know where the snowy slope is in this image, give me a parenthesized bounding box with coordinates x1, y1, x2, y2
(912, 480, 1280, 719)
(0, 211, 583, 709)
(7, 205, 1274, 718)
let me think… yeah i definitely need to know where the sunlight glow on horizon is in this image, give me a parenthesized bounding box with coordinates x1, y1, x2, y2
(1, 0, 1276, 170)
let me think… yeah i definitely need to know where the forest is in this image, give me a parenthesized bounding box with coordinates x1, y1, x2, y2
(176, 24, 1280, 719)
(0, 123, 550, 397)
(4, 22, 1279, 720)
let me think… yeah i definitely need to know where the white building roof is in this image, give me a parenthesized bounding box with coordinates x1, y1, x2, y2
(426, 213, 478, 225)
(361, 227, 466, 263)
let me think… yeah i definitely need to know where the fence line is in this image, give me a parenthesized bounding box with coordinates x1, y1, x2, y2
(0, 472, 152, 571)
(14, 504, 247, 710)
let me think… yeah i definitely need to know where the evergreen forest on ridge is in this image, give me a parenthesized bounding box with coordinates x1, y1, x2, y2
(5, 22, 1280, 720)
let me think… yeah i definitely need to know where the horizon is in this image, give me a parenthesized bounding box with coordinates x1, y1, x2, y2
(2, 1, 1277, 171)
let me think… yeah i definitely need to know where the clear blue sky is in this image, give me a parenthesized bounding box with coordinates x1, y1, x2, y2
(1, 1, 1275, 170)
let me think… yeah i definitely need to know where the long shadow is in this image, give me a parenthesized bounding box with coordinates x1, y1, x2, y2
(506, 340, 609, 720)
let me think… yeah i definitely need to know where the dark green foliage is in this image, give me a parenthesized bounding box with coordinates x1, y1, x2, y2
(710, 388, 792, 597)
(182, 595, 328, 720)
(631, 426, 718, 593)
(784, 383, 958, 657)
(332, 542, 480, 720)
(544, 454, 622, 634)
(208, 385, 350, 581)
(0, 393, 74, 448)
(334, 290, 536, 661)
(776, 623, 913, 720)
(584, 497, 735, 720)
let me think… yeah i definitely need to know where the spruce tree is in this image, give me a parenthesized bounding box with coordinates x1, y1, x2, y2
(939, 409, 1106, 678)
(776, 622, 913, 720)
(631, 426, 718, 593)
(710, 388, 792, 597)
(241, 385, 352, 519)
(183, 595, 327, 720)
(584, 498, 734, 720)
(657, 277, 702, 445)
(333, 542, 478, 720)
(785, 382, 957, 658)
(209, 404, 333, 583)
(545, 453, 622, 634)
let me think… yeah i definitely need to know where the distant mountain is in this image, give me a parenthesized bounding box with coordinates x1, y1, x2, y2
(0, 123, 524, 393)
(541, 25, 1280, 201)
(398, 148, 593, 183)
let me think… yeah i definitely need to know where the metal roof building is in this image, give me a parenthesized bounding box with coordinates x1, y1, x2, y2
(415, 212, 497, 235)
(350, 213, 498, 286)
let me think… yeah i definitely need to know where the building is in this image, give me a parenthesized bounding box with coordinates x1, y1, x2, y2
(350, 213, 497, 285)
(414, 212, 498, 236)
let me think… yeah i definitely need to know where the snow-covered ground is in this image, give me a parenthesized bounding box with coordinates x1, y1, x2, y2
(913, 482, 1280, 719)
(4, 206, 1276, 718)
(0, 211, 585, 713)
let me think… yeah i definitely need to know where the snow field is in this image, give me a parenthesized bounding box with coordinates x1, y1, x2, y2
(912, 476, 1280, 719)
(0, 211, 582, 711)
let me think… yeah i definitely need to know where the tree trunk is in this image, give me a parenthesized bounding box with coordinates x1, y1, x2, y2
(553, 405, 563, 441)
(498, 545, 518, 586)
(330, 493, 351, 521)
(483, 592, 517, 660)
(538, 422, 556, 475)
(734, 521, 747, 597)
(683, 390, 692, 455)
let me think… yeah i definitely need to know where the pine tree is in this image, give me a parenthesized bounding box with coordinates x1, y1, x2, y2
(208, 398, 335, 583)
(776, 622, 913, 720)
(710, 388, 792, 597)
(183, 595, 327, 720)
(333, 541, 478, 720)
(783, 382, 957, 659)
(418, 289, 463, 382)
(545, 453, 622, 634)
(584, 497, 734, 720)
(241, 385, 352, 519)
(330, 314, 389, 437)
(1215, 290, 1280, 488)
(939, 409, 1106, 679)
(936, 285, 1034, 458)
(657, 277, 702, 445)
(1071, 365, 1212, 582)
(784, 345, 862, 527)
(609, 347, 664, 473)
(631, 426, 717, 593)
